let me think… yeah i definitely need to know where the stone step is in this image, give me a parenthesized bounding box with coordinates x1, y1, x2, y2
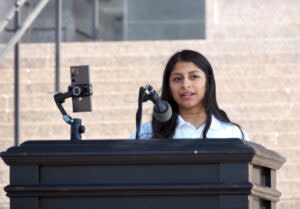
(240, 118, 300, 134)
(1, 50, 300, 69)
(1, 103, 300, 123)
(76, 39, 300, 54)
(2, 39, 300, 58)
(0, 162, 9, 183)
(0, 202, 9, 209)
(224, 103, 300, 120)
(277, 199, 300, 209)
(0, 155, 10, 209)
(0, 121, 135, 140)
(277, 164, 300, 180)
(1, 88, 299, 111)
(5, 62, 300, 76)
(277, 180, 300, 196)
(0, 75, 299, 94)
(1, 85, 299, 107)
(1, 64, 300, 84)
(208, 0, 300, 24)
(2, 127, 298, 141)
(251, 132, 300, 148)
(0, 138, 15, 153)
(254, 146, 294, 166)
(0, 41, 299, 69)
(210, 23, 300, 39)
(272, 148, 300, 164)
(1, 119, 300, 139)
(212, 14, 300, 26)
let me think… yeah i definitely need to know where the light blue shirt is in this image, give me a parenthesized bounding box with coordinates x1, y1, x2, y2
(131, 115, 249, 140)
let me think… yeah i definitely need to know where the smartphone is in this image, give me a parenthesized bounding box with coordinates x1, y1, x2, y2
(70, 65, 92, 112)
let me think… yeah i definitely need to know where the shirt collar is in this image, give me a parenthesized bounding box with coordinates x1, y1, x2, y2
(177, 114, 222, 130)
(177, 115, 185, 127)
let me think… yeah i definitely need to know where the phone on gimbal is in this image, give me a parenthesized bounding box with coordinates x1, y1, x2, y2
(70, 65, 92, 112)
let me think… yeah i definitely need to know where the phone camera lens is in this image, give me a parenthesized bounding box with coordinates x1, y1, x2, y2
(72, 86, 81, 96)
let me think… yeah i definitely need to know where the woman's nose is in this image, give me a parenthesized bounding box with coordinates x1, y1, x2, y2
(182, 78, 191, 88)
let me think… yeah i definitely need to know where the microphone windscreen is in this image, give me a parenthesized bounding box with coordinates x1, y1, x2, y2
(153, 102, 172, 122)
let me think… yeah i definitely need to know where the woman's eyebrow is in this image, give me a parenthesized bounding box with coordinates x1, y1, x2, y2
(188, 70, 201, 74)
(170, 72, 182, 76)
(171, 70, 202, 76)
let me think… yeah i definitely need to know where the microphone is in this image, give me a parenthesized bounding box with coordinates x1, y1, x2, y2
(145, 84, 172, 122)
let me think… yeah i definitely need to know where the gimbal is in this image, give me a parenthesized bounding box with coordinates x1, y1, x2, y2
(54, 84, 92, 141)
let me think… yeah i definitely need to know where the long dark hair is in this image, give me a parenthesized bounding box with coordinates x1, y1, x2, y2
(151, 49, 243, 139)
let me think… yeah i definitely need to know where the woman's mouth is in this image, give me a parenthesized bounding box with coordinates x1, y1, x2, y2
(181, 92, 195, 99)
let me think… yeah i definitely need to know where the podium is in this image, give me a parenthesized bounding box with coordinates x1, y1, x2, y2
(1, 139, 285, 209)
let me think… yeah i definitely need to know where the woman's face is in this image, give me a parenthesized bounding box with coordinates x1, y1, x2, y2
(169, 61, 206, 113)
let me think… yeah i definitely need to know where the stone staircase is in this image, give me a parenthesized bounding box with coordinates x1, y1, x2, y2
(0, 39, 300, 209)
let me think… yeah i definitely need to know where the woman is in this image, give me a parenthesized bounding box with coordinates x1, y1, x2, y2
(131, 49, 249, 140)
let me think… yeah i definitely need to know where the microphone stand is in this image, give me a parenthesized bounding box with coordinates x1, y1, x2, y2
(54, 84, 92, 141)
(135, 84, 152, 140)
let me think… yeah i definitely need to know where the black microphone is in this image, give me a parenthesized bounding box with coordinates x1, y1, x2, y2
(145, 84, 172, 122)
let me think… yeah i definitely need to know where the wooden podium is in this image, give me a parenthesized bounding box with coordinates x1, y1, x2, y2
(1, 139, 285, 209)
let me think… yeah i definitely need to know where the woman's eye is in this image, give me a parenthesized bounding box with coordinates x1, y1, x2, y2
(173, 77, 181, 82)
(191, 75, 200, 79)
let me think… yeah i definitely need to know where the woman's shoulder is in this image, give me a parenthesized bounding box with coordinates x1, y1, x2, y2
(210, 115, 250, 140)
(130, 121, 153, 139)
(223, 123, 250, 141)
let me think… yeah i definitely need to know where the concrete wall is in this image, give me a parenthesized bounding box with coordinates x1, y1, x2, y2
(1, 0, 206, 42)
(206, 0, 300, 39)
(2, 0, 299, 42)
(125, 0, 205, 40)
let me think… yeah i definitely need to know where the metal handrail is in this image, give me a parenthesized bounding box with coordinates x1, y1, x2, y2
(0, 0, 28, 33)
(0, 0, 49, 63)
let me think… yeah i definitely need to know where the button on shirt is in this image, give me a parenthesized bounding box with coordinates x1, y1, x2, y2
(131, 115, 249, 140)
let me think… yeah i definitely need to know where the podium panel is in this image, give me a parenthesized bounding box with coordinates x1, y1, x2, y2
(1, 139, 285, 209)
